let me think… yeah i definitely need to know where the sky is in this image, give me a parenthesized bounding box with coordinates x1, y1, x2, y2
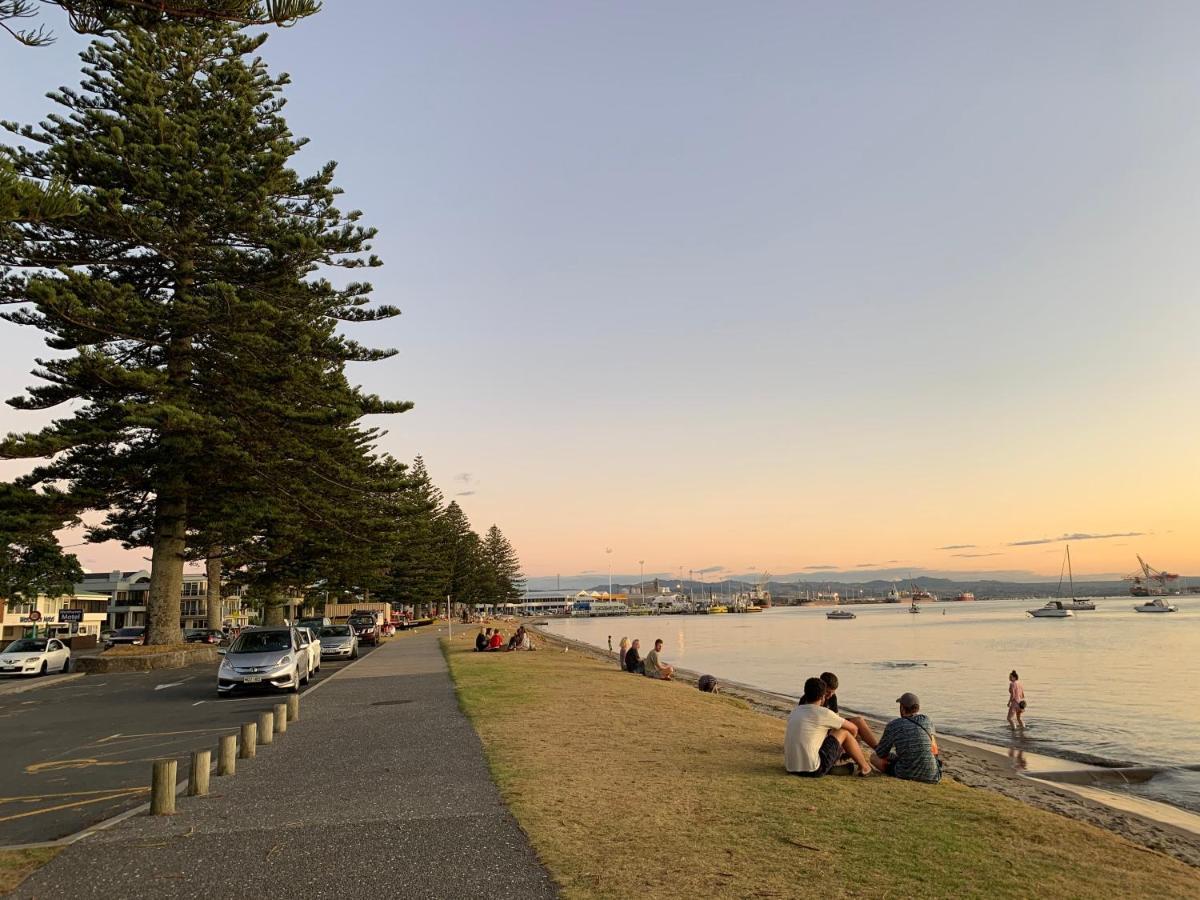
(2, 2, 1199, 582)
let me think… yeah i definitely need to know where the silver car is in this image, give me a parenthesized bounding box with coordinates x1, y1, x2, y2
(217, 627, 310, 696)
(318, 624, 358, 659)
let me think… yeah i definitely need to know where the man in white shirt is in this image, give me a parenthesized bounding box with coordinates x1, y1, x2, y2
(785, 677, 871, 777)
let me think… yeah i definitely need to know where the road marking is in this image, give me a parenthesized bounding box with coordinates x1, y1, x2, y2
(192, 700, 206, 707)
(0, 788, 152, 803)
(93, 727, 228, 745)
(154, 682, 185, 691)
(0, 788, 148, 824)
(25, 759, 134, 775)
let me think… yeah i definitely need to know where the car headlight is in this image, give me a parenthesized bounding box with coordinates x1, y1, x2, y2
(272, 655, 292, 668)
(219, 658, 232, 670)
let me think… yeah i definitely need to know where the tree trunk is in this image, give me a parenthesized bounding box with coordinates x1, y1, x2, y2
(263, 591, 286, 626)
(206, 549, 223, 631)
(146, 491, 187, 645)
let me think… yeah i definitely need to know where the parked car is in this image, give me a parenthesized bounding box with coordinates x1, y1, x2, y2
(0, 637, 71, 676)
(216, 627, 310, 696)
(294, 626, 321, 675)
(184, 629, 225, 645)
(296, 617, 331, 632)
(105, 626, 146, 649)
(346, 614, 380, 646)
(318, 624, 358, 659)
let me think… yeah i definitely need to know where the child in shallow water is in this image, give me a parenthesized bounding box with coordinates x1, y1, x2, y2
(1007, 670, 1026, 728)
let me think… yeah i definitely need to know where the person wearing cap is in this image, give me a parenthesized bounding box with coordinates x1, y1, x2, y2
(785, 676, 871, 777)
(870, 692, 942, 783)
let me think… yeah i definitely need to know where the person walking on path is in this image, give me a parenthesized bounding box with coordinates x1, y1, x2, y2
(1007, 670, 1026, 728)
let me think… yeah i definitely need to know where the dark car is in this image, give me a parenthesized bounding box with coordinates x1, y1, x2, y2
(346, 615, 380, 646)
(184, 629, 225, 645)
(105, 627, 146, 649)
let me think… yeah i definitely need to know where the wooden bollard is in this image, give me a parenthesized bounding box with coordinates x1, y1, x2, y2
(257, 710, 274, 745)
(187, 749, 211, 797)
(286, 694, 299, 722)
(273, 703, 288, 734)
(150, 759, 177, 815)
(217, 734, 236, 776)
(240, 722, 257, 759)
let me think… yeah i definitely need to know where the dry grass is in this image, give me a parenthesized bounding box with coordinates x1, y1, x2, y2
(0, 848, 59, 894)
(444, 638, 1200, 900)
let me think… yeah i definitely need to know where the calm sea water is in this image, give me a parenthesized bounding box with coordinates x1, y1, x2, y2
(543, 597, 1200, 812)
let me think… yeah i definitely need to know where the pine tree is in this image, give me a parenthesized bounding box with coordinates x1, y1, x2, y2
(382, 456, 449, 612)
(0, 483, 83, 603)
(2, 0, 318, 46)
(439, 501, 485, 607)
(0, 22, 407, 643)
(482, 524, 524, 602)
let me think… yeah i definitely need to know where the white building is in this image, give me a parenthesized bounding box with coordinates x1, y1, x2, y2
(76, 569, 249, 631)
(1, 593, 109, 645)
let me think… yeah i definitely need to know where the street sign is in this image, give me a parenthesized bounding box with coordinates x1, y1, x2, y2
(59, 609, 84, 623)
(27, 610, 42, 622)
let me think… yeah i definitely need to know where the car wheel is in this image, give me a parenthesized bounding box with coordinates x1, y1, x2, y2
(352, 648, 359, 659)
(289, 668, 300, 693)
(40, 661, 48, 676)
(61, 657, 70, 674)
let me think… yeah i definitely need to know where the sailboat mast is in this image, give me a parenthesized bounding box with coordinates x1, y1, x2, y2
(1067, 544, 1075, 599)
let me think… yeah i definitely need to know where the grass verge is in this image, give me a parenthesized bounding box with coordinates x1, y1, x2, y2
(444, 638, 1200, 900)
(0, 848, 59, 895)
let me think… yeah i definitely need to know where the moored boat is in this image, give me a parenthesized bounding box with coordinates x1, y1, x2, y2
(1027, 600, 1074, 618)
(908, 600, 921, 614)
(826, 609, 856, 620)
(1134, 598, 1177, 613)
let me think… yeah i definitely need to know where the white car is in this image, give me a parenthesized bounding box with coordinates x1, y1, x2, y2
(0, 637, 71, 676)
(294, 627, 321, 675)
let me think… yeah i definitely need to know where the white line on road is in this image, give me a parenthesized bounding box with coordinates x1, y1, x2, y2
(192, 700, 205, 707)
(154, 682, 184, 691)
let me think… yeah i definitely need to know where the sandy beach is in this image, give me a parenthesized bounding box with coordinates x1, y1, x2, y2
(530, 624, 1200, 870)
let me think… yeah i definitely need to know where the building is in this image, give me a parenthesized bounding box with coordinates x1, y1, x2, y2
(76, 570, 249, 631)
(1, 593, 109, 645)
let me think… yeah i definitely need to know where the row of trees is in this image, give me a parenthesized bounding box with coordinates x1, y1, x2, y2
(0, 4, 523, 639)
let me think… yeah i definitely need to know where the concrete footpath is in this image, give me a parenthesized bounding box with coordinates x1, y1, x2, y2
(15, 631, 558, 899)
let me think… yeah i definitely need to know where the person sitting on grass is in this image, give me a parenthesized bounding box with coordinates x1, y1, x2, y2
(618, 636, 630, 670)
(820, 671, 879, 750)
(507, 626, 525, 651)
(643, 638, 674, 680)
(785, 676, 871, 778)
(870, 692, 942, 783)
(475, 628, 489, 652)
(487, 629, 504, 651)
(624, 638, 644, 675)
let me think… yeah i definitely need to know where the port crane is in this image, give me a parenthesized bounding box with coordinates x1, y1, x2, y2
(1125, 555, 1179, 597)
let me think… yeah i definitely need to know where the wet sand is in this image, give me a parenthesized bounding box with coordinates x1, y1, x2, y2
(531, 624, 1200, 870)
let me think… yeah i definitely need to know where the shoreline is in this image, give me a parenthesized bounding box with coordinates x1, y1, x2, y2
(529, 623, 1200, 869)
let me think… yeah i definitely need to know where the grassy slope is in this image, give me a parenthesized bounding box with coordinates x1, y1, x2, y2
(0, 849, 59, 895)
(444, 638, 1200, 900)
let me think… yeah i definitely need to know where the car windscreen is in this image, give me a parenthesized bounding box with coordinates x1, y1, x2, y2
(4, 640, 46, 653)
(320, 626, 352, 638)
(229, 632, 291, 654)
(348, 617, 374, 626)
(114, 628, 144, 636)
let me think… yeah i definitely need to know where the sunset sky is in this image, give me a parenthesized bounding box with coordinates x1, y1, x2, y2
(2, 3, 1198, 582)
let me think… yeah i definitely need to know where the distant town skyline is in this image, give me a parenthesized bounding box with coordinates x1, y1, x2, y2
(3, 3, 1198, 580)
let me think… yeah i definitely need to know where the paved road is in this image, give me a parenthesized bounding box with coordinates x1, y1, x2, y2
(0, 644, 378, 846)
(16, 632, 558, 899)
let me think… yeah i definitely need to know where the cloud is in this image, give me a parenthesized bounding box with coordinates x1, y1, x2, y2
(455, 490, 476, 496)
(952, 552, 1002, 558)
(1008, 532, 1143, 547)
(937, 544, 975, 551)
(855, 563, 878, 568)
(803, 565, 838, 570)
(884, 560, 902, 564)
(455, 472, 473, 484)
(695, 565, 725, 574)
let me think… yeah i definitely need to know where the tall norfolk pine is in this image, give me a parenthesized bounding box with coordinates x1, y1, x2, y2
(0, 23, 407, 643)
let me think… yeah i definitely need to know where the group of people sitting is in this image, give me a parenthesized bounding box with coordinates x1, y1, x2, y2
(474, 625, 536, 652)
(616, 636, 674, 680)
(785, 671, 942, 783)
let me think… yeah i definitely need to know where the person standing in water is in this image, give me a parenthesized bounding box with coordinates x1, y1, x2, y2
(1007, 670, 1026, 728)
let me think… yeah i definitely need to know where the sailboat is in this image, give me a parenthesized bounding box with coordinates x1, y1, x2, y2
(1058, 545, 1095, 611)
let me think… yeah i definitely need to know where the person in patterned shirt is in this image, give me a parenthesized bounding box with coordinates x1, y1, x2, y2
(870, 692, 942, 783)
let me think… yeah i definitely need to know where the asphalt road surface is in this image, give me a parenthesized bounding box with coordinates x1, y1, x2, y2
(0, 644, 378, 846)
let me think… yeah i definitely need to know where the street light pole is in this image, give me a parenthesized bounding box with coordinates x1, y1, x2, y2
(606, 547, 613, 603)
(639, 560, 645, 605)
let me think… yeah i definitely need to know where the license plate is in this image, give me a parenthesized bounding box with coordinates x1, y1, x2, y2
(242, 675, 263, 683)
